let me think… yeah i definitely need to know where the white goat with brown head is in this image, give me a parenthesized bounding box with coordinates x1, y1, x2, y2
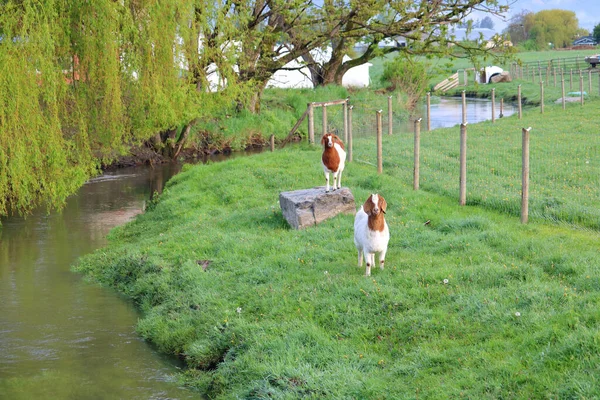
(354, 194, 390, 276)
(321, 133, 346, 192)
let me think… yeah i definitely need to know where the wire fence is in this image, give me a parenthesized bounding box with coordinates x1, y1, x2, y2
(304, 83, 600, 230)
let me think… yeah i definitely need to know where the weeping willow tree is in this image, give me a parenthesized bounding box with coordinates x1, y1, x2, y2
(0, 0, 241, 219)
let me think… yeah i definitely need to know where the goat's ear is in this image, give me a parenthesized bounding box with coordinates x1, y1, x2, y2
(321, 135, 326, 145)
(380, 196, 387, 214)
(363, 196, 373, 215)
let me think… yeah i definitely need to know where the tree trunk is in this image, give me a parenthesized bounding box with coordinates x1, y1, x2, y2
(246, 82, 266, 113)
(173, 119, 198, 159)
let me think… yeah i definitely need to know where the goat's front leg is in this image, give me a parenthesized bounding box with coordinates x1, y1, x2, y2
(378, 249, 387, 270)
(332, 171, 339, 191)
(364, 252, 373, 276)
(337, 170, 343, 189)
(324, 172, 330, 192)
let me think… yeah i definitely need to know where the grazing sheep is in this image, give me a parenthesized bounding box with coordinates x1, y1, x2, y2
(354, 194, 390, 276)
(321, 133, 346, 192)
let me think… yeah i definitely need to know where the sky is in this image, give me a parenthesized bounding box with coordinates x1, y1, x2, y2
(472, 0, 600, 33)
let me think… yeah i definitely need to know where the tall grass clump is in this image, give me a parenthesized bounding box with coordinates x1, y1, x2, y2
(76, 135, 600, 398)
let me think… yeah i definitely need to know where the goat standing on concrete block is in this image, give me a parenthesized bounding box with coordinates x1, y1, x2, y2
(321, 133, 346, 192)
(354, 194, 390, 277)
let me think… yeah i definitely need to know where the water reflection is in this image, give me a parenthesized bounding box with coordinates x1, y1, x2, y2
(420, 96, 517, 129)
(0, 163, 199, 400)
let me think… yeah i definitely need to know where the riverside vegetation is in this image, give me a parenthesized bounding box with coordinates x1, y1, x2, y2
(76, 97, 600, 398)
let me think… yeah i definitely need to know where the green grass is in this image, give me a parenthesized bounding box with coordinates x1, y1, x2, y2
(75, 109, 600, 398)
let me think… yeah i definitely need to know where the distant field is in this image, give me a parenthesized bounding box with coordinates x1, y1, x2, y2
(368, 48, 600, 91)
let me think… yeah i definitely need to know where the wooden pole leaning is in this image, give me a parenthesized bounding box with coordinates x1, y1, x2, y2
(413, 118, 422, 190)
(376, 110, 383, 174)
(459, 123, 468, 206)
(521, 127, 531, 224)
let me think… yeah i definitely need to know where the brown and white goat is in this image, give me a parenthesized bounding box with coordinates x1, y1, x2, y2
(354, 194, 390, 276)
(321, 133, 346, 192)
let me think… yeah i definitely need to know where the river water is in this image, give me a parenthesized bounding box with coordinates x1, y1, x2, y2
(0, 164, 199, 399)
(423, 96, 516, 129)
(0, 97, 504, 399)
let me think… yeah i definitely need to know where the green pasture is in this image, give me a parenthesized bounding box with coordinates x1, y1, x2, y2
(355, 98, 600, 229)
(75, 100, 600, 398)
(368, 48, 600, 93)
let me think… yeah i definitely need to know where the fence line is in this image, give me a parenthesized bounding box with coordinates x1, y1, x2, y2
(297, 77, 599, 228)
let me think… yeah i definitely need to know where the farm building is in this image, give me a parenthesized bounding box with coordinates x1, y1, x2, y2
(573, 36, 597, 47)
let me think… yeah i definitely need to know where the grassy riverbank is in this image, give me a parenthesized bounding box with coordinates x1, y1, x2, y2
(75, 101, 600, 398)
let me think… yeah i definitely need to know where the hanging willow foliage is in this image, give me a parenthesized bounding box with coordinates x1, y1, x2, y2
(0, 0, 238, 219)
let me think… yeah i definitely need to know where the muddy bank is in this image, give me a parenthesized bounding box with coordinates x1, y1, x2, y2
(102, 132, 302, 171)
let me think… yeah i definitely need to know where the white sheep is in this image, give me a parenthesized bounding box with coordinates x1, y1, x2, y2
(354, 193, 390, 276)
(321, 133, 346, 192)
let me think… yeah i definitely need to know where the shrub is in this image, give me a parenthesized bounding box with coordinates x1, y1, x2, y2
(380, 55, 429, 109)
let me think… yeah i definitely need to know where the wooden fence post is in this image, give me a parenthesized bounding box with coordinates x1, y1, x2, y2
(588, 70, 592, 94)
(580, 73, 584, 106)
(413, 118, 421, 190)
(343, 99, 349, 143)
(308, 103, 314, 144)
(553, 67, 557, 87)
(570, 69, 573, 90)
(322, 104, 328, 136)
(348, 105, 353, 162)
(561, 77, 566, 110)
(270, 134, 275, 151)
(376, 110, 383, 174)
(521, 127, 531, 224)
(491, 88, 496, 123)
(426, 92, 431, 131)
(540, 81, 544, 114)
(461, 90, 467, 124)
(388, 96, 393, 135)
(518, 84, 522, 120)
(459, 123, 468, 206)
(500, 98, 504, 118)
